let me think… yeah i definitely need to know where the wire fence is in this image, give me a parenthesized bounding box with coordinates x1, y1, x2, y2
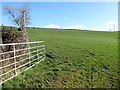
(0, 41, 46, 84)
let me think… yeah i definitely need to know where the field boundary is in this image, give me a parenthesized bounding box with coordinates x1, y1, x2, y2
(0, 41, 46, 84)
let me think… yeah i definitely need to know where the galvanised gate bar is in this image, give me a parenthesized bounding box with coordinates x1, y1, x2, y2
(0, 41, 46, 84)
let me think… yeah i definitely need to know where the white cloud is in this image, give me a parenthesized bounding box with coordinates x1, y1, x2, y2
(43, 24, 61, 29)
(105, 21, 117, 26)
(90, 28, 118, 32)
(63, 25, 84, 30)
(42, 23, 118, 31)
(43, 24, 84, 30)
(90, 29, 109, 31)
(105, 21, 118, 31)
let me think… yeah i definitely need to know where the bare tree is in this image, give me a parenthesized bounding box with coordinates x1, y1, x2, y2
(3, 4, 31, 31)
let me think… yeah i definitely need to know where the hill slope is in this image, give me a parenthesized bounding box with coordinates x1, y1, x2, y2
(3, 29, 118, 88)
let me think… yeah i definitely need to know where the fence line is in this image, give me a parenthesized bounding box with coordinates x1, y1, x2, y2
(0, 41, 46, 84)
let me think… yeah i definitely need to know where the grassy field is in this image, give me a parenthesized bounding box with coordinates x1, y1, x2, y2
(3, 29, 119, 88)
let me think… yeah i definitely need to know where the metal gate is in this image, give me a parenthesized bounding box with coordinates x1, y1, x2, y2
(0, 41, 46, 84)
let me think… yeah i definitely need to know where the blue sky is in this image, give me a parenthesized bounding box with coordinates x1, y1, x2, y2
(1, 2, 118, 31)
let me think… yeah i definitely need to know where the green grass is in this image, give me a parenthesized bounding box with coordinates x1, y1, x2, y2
(3, 29, 119, 88)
